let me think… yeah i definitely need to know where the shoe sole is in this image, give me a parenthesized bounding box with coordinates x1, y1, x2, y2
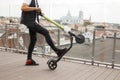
(25, 64, 39, 66)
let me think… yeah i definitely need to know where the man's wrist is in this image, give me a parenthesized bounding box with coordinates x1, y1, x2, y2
(35, 7, 38, 10)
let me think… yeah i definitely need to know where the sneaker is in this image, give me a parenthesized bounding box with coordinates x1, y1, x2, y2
(25, 59, 39, 66)
(56, 48, 67, 57)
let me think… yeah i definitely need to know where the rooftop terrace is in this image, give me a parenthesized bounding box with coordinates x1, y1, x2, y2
(0, 51, 120, 80)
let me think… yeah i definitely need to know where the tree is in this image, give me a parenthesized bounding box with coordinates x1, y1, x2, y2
(83, 21, 91, 27)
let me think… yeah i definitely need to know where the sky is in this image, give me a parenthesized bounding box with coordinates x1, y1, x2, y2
(0, 0, 120, 24)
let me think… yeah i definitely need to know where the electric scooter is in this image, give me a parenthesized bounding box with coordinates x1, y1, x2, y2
(40, 14, 85, 70)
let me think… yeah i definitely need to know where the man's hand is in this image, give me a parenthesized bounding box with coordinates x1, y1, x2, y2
(36, 8, 44, 16)
(36, 8, 41, 13)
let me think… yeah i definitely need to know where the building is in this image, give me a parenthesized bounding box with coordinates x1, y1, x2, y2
(60, 10, 83, 25)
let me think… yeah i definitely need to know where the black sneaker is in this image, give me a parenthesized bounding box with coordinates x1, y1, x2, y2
(56, 48, 67, 57)
(25, 59, 39, 66)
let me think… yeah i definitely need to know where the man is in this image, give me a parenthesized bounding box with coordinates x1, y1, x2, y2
(21, 0, 67, 66)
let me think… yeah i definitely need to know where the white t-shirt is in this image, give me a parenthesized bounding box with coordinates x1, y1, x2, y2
(23, 0, 38, 8)
(23, 0, 32, 5)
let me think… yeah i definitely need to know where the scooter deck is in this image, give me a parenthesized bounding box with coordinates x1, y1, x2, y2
(56, 49, 68, 62)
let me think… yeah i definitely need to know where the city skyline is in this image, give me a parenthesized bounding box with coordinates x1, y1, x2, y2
(0, 0, 120, 24)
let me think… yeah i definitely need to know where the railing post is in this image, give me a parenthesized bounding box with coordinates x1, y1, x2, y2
(57, 29, 60, 46)
(16, 24, 19, 52)
(112, 32, 116, 68)
(5, 24, 8, 51)
(92, 30, 95, 65)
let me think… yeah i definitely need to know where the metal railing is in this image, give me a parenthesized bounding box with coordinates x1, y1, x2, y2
(0, 23, 120, 69)
(91, 29, 120, 68)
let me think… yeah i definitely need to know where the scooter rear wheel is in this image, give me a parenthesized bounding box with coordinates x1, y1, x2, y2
(47, 59, 57, 70)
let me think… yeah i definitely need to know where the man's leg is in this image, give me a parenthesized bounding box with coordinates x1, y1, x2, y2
(27, 29, 37, 59)
(25, 28, 39, 65)
(32, 23, 59, 51)
(33, 22, 67, 57)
